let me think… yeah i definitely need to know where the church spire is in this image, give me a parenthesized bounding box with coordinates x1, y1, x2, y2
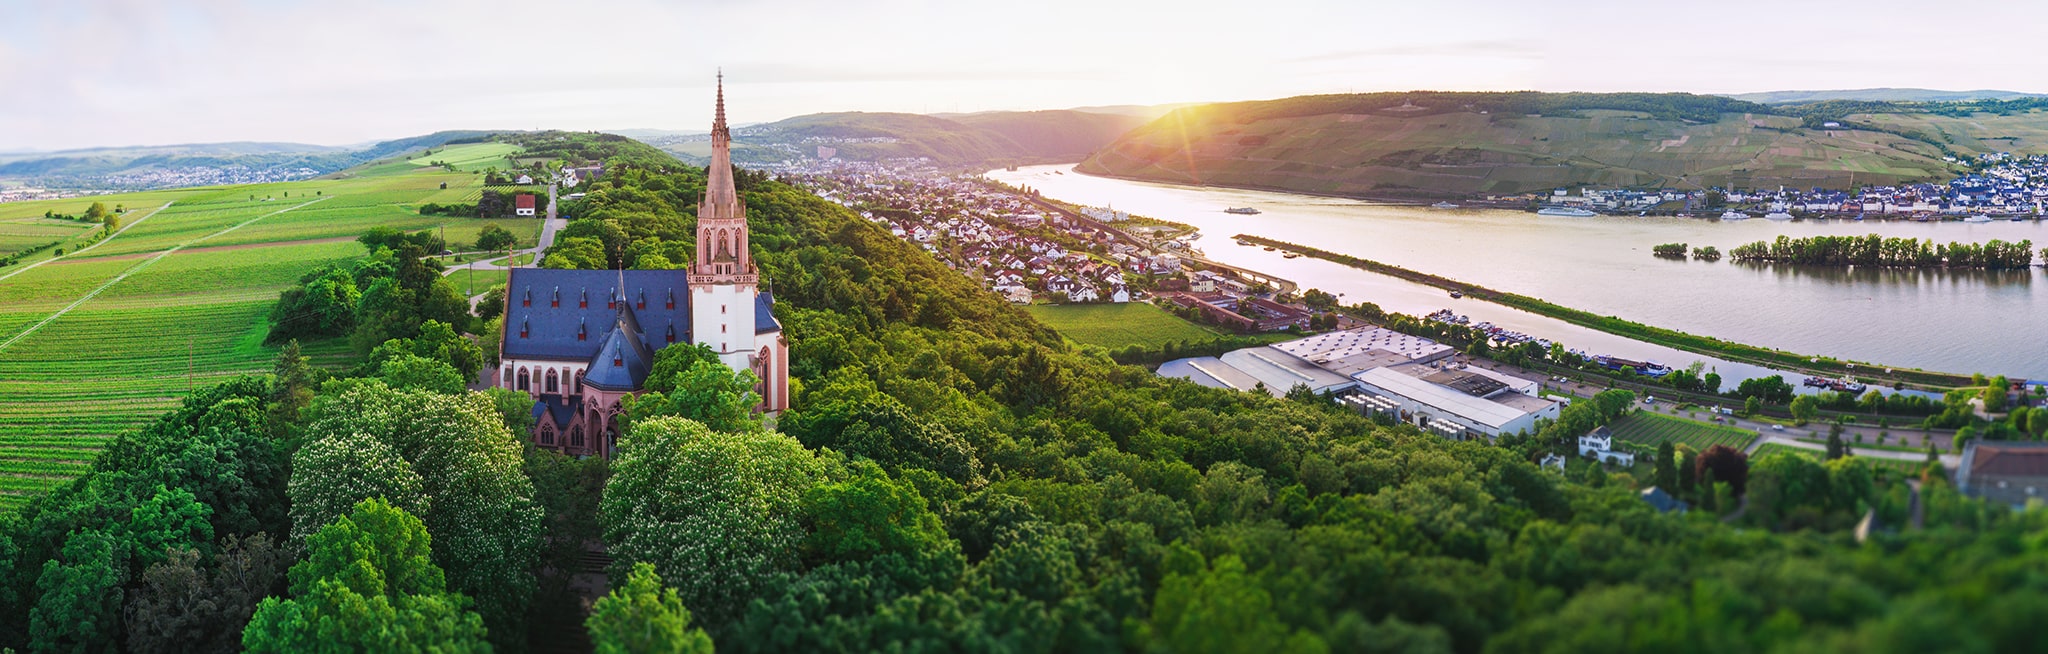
(713, 69, 727, 141)
(695, 71, 751, 280)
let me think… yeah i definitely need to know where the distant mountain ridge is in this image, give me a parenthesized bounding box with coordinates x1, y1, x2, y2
(1079, 90, 2048, 198)
(1725, 88, 2048, 104)
(654, 108, 1155, 167)
(0, 131, 495, 190)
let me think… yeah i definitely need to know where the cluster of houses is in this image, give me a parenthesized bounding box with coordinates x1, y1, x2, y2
(774, 158, 1143, 305)
(1536, 152, 2048, 218)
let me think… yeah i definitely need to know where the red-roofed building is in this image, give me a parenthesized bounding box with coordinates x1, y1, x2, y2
(515, 193, 537, 217)
(1957, 440, 2048, 507)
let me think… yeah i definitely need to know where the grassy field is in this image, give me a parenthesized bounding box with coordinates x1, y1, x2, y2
(1608, 411, 1757, 453)
(406, 142, 520, 172)
(1024, 302, 1225, 350)
(0, 152, 521, 511)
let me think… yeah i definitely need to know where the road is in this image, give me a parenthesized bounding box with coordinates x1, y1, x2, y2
(1454, 355, 1959, 466)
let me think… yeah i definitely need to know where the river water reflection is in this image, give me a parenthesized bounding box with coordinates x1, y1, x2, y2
(988, 164, 2047, 384)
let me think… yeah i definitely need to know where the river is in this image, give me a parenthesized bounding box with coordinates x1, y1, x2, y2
(987, 164, 2048, 388)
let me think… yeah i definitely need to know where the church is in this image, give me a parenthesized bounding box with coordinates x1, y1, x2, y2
(493, 76, 790, 457)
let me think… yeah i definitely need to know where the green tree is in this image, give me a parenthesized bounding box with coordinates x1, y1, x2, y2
(622, 360, 762, 435)
(1790, 395, 1819, 426)
(125, 534, 292, 654)
(267, 339, 317, 436)
(600, 417, 827, 622)
(241, 498, 490, 653)
(376, 354, 468, 395)
(585, 562, 714, 654)
(1145, 554, 1326, 654)
(1653, 442, 1677, 490)
(799, 461, 950, 565)
(31, 529, 128, 653)
(294, 382, 541, 645)
(542, 236, 609, 269)
(1743, 396, 1762, 418)
(474, 224, 517, 252)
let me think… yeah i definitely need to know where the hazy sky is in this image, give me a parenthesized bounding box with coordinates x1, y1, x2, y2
(5, 0, 2046, 151)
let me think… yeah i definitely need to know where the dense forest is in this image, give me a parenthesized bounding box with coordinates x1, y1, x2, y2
(1728, 234, 2038, 269)
(7, 135, 2048, 653)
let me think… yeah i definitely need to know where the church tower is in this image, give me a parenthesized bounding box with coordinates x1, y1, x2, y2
(689, 73, 789, 411)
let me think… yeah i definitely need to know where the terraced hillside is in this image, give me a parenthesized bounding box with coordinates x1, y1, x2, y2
(1079, 92, 2048, 197)
(0, 150, 543, 510)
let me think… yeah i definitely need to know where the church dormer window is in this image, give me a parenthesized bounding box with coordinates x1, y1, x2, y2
(606, 286, 614, 309)
(519, 318, 529, 338)
(580, 287, 588, 309)
(666, 287, 675, 309)
(577, 317, 587, 341)
(637, 289, 646, 309)
(551, 286, 560, 308)
(665, 322, 676, 343)
(522, 287, 531, 307)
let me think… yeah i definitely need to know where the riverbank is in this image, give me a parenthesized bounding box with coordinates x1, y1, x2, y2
(1237, 234, 1973, 390)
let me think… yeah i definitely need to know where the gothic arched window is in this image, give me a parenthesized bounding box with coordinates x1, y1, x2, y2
(516, 367, 530, 392)
(545, 369, 559, 394)
(539, 424, 555, 446)
(570, 425, 586, 448)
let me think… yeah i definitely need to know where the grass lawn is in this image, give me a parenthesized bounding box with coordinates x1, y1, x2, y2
(407, 142, 520, 172)
(1025, 302, 1225, 350)
(1608, 411, 1758, 453)
(450, 268, 508, 297)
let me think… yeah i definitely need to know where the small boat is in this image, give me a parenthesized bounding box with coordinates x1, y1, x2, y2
(1536, 206, 1598, 217)
(1449, 290, 1464, 299)
(1282, 253, 1299, 259)
(1431, 201, 1460, 209)
(1720, 210, 1750, 221)
(1963, 215, 1993, 223)
(1262, 246, 1276, 251)
(1224, 207, 1261, 215)
(1764, 212, 1794, 221)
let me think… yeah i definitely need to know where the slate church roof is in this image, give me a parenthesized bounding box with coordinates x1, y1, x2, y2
(502, 268, 784, 388)
(503, 269, 691, 361)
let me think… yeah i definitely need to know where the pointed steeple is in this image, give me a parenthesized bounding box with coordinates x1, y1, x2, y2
(695, 70, 752, 280)
(712, 69, 728, 142)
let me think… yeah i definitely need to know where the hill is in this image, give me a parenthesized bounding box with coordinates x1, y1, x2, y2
(657, 109, 1150, 168)
(1727, 88, 2048, 104)
(6, 124, 2048, 653)
(0, 130, 496, 191)
(1077, 91, 2048, 197)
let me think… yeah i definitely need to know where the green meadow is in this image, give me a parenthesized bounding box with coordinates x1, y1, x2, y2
(1025, 302, 1226, 350)
(0, 150, 544, 510)
(406, 142, 521, 172)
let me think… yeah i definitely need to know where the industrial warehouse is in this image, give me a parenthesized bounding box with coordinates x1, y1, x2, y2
(1159, 327, 1562, 440)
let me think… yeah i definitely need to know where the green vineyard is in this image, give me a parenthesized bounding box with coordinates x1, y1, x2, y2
(1607, 411, 1758, 452)
(0, 155, 511, 510)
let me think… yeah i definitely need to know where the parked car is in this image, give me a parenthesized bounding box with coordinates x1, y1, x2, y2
(1771, 424, 1784, 431)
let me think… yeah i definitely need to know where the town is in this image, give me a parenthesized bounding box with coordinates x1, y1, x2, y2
(778, 157, 1311, 334)
(1524, 151, 2048, 219)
